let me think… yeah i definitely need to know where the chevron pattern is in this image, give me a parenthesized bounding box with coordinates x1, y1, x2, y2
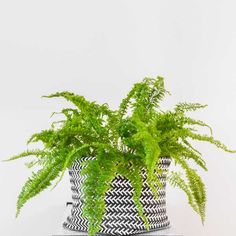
(63, 157, 171, 235)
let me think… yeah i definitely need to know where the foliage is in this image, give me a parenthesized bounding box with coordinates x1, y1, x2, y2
(4, 76, 236, 236)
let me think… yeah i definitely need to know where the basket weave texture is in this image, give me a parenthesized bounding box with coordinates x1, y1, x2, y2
(63, 156, 171, 235)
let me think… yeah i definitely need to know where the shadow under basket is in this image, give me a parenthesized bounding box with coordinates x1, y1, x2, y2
(63, 157, 171, 235)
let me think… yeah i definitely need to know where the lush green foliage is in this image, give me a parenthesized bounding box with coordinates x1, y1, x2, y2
(4, 77, 236, 236)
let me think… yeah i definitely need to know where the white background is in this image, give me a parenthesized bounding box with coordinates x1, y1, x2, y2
(1, 1, 236, 236)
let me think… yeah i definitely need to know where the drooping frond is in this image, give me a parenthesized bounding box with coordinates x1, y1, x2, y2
(187, 131, 236, 153)
(51, 144, 92, 189)
(173, 142, 207, 171)
(117, 154, 149, 230)
(170, 155, 206, 222)
(16, 157, 63, 216)
(80, 149, 118, 236)
(168, 172, 200, 214)
(182, 117, 213, 135)
(3, 149, 48, 162)
(132, 117, 161, 198)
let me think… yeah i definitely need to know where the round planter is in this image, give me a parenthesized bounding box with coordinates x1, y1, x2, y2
(63, 156, 171, 235)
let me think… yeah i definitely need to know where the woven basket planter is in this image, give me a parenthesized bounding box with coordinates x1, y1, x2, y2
(63, 156, 171, 235)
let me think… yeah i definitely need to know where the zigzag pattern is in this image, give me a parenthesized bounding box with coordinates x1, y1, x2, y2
(63, 156, 171, 235)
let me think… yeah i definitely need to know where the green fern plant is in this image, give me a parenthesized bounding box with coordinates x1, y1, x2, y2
(4, 76, 236, 236)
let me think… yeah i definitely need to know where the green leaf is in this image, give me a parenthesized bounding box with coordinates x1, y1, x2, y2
(16, 158, 63, 217)
(3, 150, 48, 162)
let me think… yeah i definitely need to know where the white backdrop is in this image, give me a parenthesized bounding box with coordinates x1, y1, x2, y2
(1, 1, 236, 236)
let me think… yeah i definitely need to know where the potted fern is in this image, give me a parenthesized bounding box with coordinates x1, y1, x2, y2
(4, 77, 235, 236)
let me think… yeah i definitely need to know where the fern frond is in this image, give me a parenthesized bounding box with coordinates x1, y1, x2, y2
(174, 142, 207, 171)
(181, 138, 202, 155)
(80, 150, 118, 236)
(171, 155, 206, 222)
(183, 117, 213, 135)
(16, 158, 63, 216)
(119, 76, 168, 118)
(43, 92, 92, 110)
(187, 131, 236, 153)
(51, 144, 92, 189)
(117, 156, 150, 230)
(132, 118, 161, 198)
(3, 149, 48, 162)
(175, 103, 207, 113)
(27, 130, 54, 145)
(168, 172, 199, 214)
(43, 92, 111, 117)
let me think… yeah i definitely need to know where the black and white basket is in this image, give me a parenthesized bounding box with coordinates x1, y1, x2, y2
(63, 157, 171, 235)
